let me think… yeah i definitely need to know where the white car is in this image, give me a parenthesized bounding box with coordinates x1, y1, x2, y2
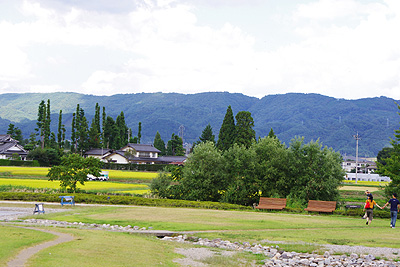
(87, 171, 109, 181)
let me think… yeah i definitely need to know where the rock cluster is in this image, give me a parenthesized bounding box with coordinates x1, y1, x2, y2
(23, 219, 152, 232)
(162, 235, 400, 266)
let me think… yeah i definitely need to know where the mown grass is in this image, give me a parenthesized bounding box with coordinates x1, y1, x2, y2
(0, 225, 54, 265)
(26, 228, 185, 267)
(31, 205, 400, 249)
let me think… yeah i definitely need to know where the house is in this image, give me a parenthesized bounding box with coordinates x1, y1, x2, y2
(84, 148, 113, 162)
(85, 144, 187, 165)
(103, 143, 161, 164)
(0, 134, 28, 160)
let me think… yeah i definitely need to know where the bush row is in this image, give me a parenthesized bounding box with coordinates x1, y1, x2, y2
(102, 162, 166, 172)
(0, 192, 251, 211)
(0, 159, 40, 167)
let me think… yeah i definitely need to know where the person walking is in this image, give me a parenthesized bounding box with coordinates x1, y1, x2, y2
(381, 193, 400, 228)
(364, 195, 382, 225)
(362, 190, 373, 219)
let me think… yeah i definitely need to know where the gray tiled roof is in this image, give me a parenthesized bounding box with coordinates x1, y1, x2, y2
(125, 143, 161, 153)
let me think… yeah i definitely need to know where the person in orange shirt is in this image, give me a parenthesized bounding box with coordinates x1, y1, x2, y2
(364, 195, 382, 225)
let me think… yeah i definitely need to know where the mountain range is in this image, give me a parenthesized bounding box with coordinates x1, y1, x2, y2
(0, 92, 399, 157)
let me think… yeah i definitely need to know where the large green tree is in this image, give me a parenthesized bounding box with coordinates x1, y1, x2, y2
(47, 153, 102, 192)
(217, 105, 236, 151)
(235, 111, 255, 148)
(286, 137, 344, 202)
(377, 102, 400, 195)
(220, 143, 259, 205)
(166, 133, 185, 156)
(180, 142, 225, 201)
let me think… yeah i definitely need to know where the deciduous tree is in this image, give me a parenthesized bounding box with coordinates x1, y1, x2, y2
(47, 153, 102, 192)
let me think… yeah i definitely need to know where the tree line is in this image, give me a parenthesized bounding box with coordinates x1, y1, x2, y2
(6, 99, 189, 166)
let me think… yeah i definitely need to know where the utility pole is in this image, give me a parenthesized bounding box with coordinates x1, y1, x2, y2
(353, 132, 361, 184)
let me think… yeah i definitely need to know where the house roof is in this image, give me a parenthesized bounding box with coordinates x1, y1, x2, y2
(0, 134, 15, 143)
(0, 142, 28, 155)
(84, 148, 113, 156)
(123, 143, 161, 153)
(158, 156, 187, 163)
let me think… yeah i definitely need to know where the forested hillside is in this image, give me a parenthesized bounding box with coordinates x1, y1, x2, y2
(0, 92, 398, 156)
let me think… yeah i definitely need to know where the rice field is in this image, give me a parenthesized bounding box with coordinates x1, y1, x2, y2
(0, 178, 149, 194)
(0, 166, 158, 180)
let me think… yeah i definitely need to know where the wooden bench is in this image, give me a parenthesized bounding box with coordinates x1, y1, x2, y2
(59, 196, 75, 206)
(256, 197, 287, 210)
(304, 200, 336, 213)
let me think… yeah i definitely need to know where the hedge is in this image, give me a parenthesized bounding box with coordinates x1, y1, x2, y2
(0, 192, 251, 211)
(0, 159, 40, 167)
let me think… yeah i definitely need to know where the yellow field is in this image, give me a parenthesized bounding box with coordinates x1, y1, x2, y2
(0, 166, 49, 176)
(342, 180, 388, 186)
(0, 166, 158, 180)
(0, 178, 149, 193)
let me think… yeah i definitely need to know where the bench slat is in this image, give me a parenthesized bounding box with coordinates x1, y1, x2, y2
(304, 200, 336, 213)
(256, 197, 287, 210)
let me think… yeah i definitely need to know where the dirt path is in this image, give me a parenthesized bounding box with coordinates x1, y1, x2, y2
(7, 227, 74, 267)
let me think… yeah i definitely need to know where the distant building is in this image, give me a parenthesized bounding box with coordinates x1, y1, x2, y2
(341, 155, 377, 174)
(0, 134, 28, 160)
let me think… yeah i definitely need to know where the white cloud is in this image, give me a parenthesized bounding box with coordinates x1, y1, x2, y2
(0, 0, 400, 100)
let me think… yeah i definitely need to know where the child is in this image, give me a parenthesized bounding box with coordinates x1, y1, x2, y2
(364, 195, 382, 225)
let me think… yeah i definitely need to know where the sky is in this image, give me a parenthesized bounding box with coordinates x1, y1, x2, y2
(0, 0, 399, 100)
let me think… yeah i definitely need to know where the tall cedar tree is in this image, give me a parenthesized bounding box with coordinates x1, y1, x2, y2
(235, 111, 256, 148)
(36, 100, 46, 148)
(76, 106, 89, 154)
(7, 124, 23, 143)
(71, 112, 76, 152)
(153, 131, 166, 156)
(167, 133, 185, 156)
(268, 128, 276, 138)
(138, 122, 142, 144)
(194, 124, 215, 148)
(44, 99, 51, 148)
(116, 112, 128, 148)
(57, 110, 66, 149)
(217, 105, 236, 151)
(102, 106, 106, 148)
(104, 116, 117, 149)
(88, 103, 101, 149)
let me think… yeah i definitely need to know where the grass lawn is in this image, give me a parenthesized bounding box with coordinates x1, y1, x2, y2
(28, 205, 400, 250)
(0, 225, 54, 264)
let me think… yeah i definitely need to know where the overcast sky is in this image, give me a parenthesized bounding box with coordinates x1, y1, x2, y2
(1, 0, 399, 100)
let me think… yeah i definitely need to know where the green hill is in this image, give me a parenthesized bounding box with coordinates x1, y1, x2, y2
(0, 92, 398, 156)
